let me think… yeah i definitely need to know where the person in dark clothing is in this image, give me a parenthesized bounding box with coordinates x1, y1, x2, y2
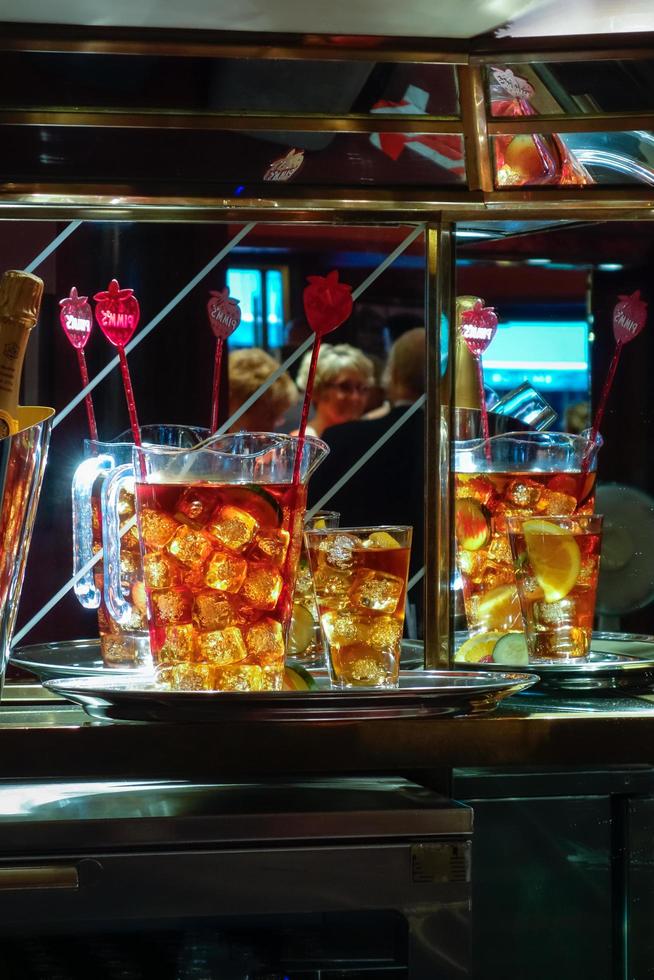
(308, 328, 426, 633)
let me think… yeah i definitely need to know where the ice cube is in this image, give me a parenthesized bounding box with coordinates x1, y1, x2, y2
(487, 535, 513, 565)
(506, 480, 541, 508)
(197, 626, 247, 665)
(240, 562, 283, 611)
(150, 587, 193, 627)
(120, 521, 142, 553)
(250, 528, 290, 565)
(368, 615, 402, 651)
(155, 623, 196, 664)
(204, 550, 248, 592)
(206, 505, 258, 552)
(456, 475, 496, 507)
(577, 559, 598, 588)
(245, 618, 285, 665)
(139, 508, 179, 549)
(321, 533, 358, 569)
(213, 663, 265, 691)
(531, 626, 589, 660)
(118, 603, 147, 631)
(174, 487, 216, 526)
(348, 654, 386, 685)
(157, 663, 217, 691)
(350, 569, 404, 614)
(100, 634, 142, 666)
(120, 551, 140, 582)
(534, 597, 575, 627)
(312, 565, 352, 600)
(117, 488, 135, 519)
(167, 525, 214, 568)
(456, 549, 485, 581)
(536, 489, 577, 516)
(261, 665, 284, 691)
(143, 552, 180, 589)
(321, 610, 367, 647)
(193, 591, 241, 631)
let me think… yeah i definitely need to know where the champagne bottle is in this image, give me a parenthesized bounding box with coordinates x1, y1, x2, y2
(455, 295, 483, 411)
(0, 270, 43, 438)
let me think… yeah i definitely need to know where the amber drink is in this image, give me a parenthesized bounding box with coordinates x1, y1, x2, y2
(305, 526, 411, 689)
(136, 481, 305, 691)
(507, 514, 603, 661)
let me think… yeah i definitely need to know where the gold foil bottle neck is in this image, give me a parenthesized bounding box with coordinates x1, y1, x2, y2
(455, 295, 483, 411)
(0, 270, 44, 327)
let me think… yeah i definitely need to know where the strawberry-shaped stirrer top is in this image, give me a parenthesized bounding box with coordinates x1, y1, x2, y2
(94, 279, 142, 446)
(587, 290, 648, 460)
(207, 287, 241, 433)
(459, 299, 498, 454)
(292, 270, 353, 484)
(59, 286, 98, 442)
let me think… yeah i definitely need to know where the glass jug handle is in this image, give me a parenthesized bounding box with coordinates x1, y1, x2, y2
(71, 454, 114, 609)
(102, 463, 136, 626)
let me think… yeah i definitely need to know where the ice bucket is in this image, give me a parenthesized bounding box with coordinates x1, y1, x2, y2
(0, 406, 54, 696)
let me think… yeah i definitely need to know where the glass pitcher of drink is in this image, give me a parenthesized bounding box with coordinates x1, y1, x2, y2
(454, 430, 601, 644)
(103, 432, 328, 691)
(71, 424, 208, 668)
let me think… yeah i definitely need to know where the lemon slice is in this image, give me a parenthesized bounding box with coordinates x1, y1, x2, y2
(287, 602, 315, 655)
(476, 583, 522, 631)
(364, 531, 401, 549)
(522, 518, 581, 602)
(283, 664, 318, 691)
(455, 631, 504, 664)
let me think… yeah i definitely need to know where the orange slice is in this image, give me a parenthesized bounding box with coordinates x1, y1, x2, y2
(455, 631, 504, 664)
(476, 583, 522, 630)
(522, 518, 581, 602)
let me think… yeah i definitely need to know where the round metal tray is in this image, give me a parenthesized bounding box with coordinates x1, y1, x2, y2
(9, 638, 427, 683)
(45, 669, 537, 723)
(453, 631, 654, 694)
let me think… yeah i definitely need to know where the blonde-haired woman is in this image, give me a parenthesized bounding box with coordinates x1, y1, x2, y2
(293, 343, 374, 438)
(228, 347, 298, 432)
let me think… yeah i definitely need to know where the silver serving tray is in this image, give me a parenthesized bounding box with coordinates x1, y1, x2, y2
(453, 631, 654, 694)
(10, 638, 427, 683)
(45, 669, 537, 723)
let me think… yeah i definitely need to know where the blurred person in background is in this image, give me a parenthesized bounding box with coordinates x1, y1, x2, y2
(308, 328, 426, 630)
(227, 347, 298, 432)
(292, 343, 374, 438)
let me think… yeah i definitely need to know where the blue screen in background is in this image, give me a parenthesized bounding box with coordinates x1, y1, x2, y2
(483, 320, 590, 394)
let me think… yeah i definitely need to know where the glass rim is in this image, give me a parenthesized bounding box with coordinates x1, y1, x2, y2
(132, 431, 329, 460)
(505, 513, 604, 528)
(304, 524, 412, 535)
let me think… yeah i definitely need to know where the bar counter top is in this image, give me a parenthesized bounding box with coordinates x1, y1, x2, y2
(1, 683, 654, 781)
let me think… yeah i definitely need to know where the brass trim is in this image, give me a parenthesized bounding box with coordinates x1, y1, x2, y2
(457, 64, 493, 193)
(487, 112, 654, 135)
(424, 223, 453, 669)
(3, 185, 654, 223)
(0, 865, 79, 891)
(0, 22, 468, 63)
(0, 108, 462, 134)
(470, 31, 654, 63)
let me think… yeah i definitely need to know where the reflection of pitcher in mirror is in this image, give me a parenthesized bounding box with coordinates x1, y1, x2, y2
(71, 425, 209, 669)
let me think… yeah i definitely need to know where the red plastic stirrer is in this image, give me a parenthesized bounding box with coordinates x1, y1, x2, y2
(207, 287, 241, 433)
(59, 286, 98, 442)
(93, 279, 142, 446)
(293, 270, 354, 484)
(459, 300, 498, 459)
(586, 290, 647, 464)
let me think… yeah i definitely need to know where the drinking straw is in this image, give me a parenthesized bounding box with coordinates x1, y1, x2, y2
(207, 287, 241, 433)
(93, 279, 142, 447)
(587, 291, 647, 458)
(459, 300, 498, 463)
(58, 286, 98, 442)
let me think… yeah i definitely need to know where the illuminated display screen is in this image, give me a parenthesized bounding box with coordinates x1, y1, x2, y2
(483, 320, 590, 393)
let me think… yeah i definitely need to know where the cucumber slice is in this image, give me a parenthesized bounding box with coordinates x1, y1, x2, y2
(287, 602, 315, 656)
(283, 664, 318, 691)
(492, 632, 529, 667)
